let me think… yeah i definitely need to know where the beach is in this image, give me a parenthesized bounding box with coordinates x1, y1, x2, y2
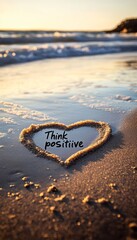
(0, 108, 137, 240)
(0, 50, 137, 239)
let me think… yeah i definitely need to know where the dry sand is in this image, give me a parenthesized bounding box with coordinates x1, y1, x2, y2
(0, 109, 137, 240)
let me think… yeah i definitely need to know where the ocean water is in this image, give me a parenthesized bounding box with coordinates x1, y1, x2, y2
(0, 31, 137, 188)
(0, 31, 137, 66)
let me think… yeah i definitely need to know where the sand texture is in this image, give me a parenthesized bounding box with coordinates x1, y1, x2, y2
(0, 110, 137, 240)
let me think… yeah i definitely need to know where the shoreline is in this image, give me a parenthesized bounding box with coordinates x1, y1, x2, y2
(0, 52, 137, 190)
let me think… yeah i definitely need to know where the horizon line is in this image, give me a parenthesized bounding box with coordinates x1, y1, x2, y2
(0, 29, 108, 32)
(0, 17, 136, 33)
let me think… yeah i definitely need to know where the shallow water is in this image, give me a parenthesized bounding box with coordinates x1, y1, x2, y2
(0, 31, 137, 66)
(0, 52, 137, 189)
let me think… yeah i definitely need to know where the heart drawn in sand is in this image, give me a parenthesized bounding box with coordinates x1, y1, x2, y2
(19, 120, 111, 167)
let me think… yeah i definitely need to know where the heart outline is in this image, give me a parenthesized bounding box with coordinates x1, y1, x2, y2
(19, 120, 111, 167)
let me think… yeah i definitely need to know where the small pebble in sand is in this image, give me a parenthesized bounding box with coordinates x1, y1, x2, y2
(96, 197, 109, 205)
(8, 214, 16, 219)
(82, 195, 91, 204)
(71, 195, 75, 200)
(77, 222, 81, 226)
(47, 185, 58, 193)
(22, 176, 29, 181)
(14, 192, 19, 196)
(39, 199, 44, 204)
(24, 183, 31, 189)
(9, 184, 15, 188)
(39, 192, 45, 198)
(24, 181, 34, 189)
(54, 194, 66, 202)
(108, 183, 117, 190)
(113, 205, 118, 210)
(8, 192, 20, 197)
(50, 206, 56, 212)
(15, 196, 22, 201)
(128, 222, 137, 231)
(44, 197, 50, 201)
(131, 166, 137, 170)
(29, 181, 34, 186)
(34, 183, 41, 189)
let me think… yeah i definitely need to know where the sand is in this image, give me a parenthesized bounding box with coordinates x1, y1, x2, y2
(0, 109, 137, 240)
(0, 52, 137, 239)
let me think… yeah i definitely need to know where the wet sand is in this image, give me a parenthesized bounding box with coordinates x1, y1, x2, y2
(0, 109, 137, 240)
(2, 53, 137, 189)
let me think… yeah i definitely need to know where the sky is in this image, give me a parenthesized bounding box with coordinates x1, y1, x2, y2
(0, 0, 137, 31)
